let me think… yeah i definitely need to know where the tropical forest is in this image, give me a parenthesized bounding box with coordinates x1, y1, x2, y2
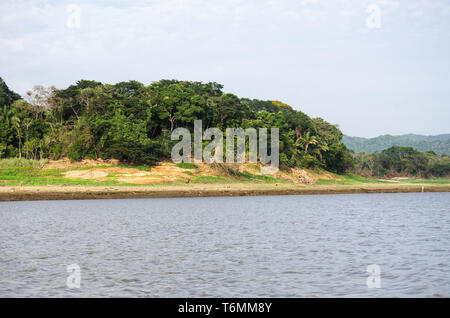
(1, 77, 449, 179)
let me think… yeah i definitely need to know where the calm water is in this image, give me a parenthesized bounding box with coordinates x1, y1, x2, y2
(0, 193, 449, 297)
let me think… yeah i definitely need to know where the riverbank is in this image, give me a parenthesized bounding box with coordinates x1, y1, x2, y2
(1, 159, 449, 201)
(1, 183, 449, 201)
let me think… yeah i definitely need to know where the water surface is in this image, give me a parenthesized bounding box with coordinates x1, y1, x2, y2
(0, 193, 449, 297)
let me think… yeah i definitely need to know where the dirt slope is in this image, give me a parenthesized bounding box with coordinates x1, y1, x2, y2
(46, 159, 340, 185)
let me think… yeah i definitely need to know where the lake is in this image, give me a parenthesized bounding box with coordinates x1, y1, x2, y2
(0, 192, 449, 297)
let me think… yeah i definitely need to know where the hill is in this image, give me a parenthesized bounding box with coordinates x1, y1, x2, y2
(342, 134, 450, 155)
(0, 78, 351, 173)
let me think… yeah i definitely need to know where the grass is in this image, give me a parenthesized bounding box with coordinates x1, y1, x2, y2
(0, 166, 123, 186)
(246, 164, 261, 172)
(176, 163, 198, 169)
(240, 171, 281, 183)
(315, 173, 387, 185)
(1, 159, 448, 188)
(395, 178, 450, 184)
(190, 176, 229, 184)
(315, 174, 450, 185)
(0, 159, 150, 186)
(0, 158, 47, 168)
(65, 165, 152, 171)
(0, 157, 160, 186)
(190, 171, 285, 184)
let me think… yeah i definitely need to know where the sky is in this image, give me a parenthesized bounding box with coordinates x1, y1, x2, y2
(0, 0, 449, 137)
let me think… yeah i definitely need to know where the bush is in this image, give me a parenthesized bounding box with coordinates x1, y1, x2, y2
(324, 143, 353, 174)
(429, 163, 450, 177)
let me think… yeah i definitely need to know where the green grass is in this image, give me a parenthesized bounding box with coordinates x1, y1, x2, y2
(315, 174, 450, 185)
(0, 160, 286, 186)
(240, 171, 281, 183)
(0, 159, 158, 186)
(190, 176, 229, 184)
(315, 173, 387, 185)
(176, 163, 198, 169)
(0, 166, 124, 186)
(2, 159, 447, 188)
(395, 178, 450, 184)
(190, 172, 285, 184)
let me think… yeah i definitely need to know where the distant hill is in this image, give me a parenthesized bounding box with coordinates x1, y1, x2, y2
(342, 134, 450, 155)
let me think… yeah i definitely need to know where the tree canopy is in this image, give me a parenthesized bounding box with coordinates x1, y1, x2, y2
(0, 78, 371, 174)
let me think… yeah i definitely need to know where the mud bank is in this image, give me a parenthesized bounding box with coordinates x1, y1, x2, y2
(0, 183, 448, 202)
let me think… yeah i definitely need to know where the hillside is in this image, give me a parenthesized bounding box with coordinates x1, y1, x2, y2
(0, 78, 351, 174)
(342, 134, 450, 155)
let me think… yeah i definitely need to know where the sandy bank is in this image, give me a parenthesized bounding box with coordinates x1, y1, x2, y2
(0, 183, 448, 202)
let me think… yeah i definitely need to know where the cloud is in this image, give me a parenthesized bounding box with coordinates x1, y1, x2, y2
(1, 0, 449, 137)
(1, 0, 448, 85)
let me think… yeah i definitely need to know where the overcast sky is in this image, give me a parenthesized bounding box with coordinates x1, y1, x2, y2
(1, 0, 449, 137)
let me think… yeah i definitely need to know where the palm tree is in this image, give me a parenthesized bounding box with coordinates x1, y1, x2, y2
(312, 139, 329, 162)
(10, 115, 22, 158)
(295, 131, 318, 155)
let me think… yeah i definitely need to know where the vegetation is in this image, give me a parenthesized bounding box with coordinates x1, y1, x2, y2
(343, 134, 450, 155)
(176, 162, 198, 169)
(1, 77, 447, 180)
(0, 160, 285, 186)
(350, 146, 450, 178)
(315, 174, 386, 185)
(0, 77, 351, 173)
(0, 164, 122, 187)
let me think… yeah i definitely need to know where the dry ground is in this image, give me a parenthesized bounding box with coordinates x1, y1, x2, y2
(48, 159, 340, 185)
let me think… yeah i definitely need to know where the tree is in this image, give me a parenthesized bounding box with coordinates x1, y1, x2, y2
(0, 77, 361, 174)
(10, 115, 22, 158)
(323, 143, 353, 174)
(312, 117, 343, 145)
(295, 131, 318, 155)
(0, 77, 21, 106)
(154, 83, 204, 132)
(24, 85, 55, 119)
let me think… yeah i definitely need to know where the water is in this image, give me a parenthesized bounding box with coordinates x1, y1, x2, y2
(0, 192, 449, 297)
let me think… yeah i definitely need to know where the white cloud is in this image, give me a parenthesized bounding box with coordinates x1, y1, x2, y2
(1, 0, 449, 136)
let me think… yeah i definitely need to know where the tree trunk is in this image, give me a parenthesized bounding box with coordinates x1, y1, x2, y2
(170, 116, 175, 132)
(18, 135, 21, 158)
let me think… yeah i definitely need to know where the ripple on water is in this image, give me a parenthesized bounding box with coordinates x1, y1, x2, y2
(0, 192, 449, 297)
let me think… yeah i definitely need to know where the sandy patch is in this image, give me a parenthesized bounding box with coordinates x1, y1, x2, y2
(64, 169, 110, 179)
(149, 163, 192, 177)
(59, 160, 341, 185)
(63, 163, 191, 184)
(198, 162, 340, 185)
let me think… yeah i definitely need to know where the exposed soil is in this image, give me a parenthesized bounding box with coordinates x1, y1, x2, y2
(63, 164, 192, 184)
(53, 159, 340, 185)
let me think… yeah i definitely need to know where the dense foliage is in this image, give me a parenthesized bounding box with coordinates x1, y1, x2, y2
(351, 146, 450, 178)
(0, 78, 351, 173)
(343, 134, 450, 155)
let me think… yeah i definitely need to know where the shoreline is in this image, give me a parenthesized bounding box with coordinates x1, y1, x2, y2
(0, 183, 449, 202)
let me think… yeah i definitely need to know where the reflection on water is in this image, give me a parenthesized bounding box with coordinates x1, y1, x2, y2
(0, 192, 449, 297)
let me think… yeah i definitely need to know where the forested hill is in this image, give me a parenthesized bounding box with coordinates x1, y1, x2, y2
(1, 78, 449, 178)
(0, 78, 351, 173)
(342, 134, 450, 155)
